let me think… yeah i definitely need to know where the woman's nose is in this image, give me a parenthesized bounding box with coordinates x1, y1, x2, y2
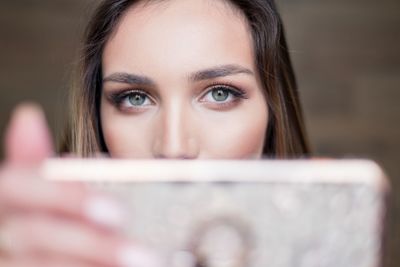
(152, 103, 199, 159)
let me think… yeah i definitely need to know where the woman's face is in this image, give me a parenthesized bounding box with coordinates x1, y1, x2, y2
(100, 0, 268, 159)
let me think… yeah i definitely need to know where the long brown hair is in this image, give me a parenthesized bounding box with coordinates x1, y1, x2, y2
(60, 0, 310, 158)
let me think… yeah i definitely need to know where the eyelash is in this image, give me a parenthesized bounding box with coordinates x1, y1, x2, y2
(108, 89, 153, 107)
(199, 83, 249, 111)
(107, 84, 248, 111)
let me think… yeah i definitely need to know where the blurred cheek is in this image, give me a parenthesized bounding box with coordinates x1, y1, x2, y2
(101, 107, 154, 158)
(101, 102, 268, 159)
(199, 109, 268, 159)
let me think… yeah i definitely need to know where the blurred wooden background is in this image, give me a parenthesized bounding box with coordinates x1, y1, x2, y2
(0, 0, 399, 266)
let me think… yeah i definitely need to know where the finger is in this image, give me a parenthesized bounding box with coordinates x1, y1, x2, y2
(0, 257, 100, 267)
(4, 103, 53, 166)
(0, 215, 162, 267)
(0, 174, 126, 229)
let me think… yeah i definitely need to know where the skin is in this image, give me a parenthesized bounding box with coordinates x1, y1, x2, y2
(0, 0, 268, 265)
(101, 0, 268, 159)
(0, 105, 159, 267)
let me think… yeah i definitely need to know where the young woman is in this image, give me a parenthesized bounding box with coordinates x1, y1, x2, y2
(0, 0, 309, 266)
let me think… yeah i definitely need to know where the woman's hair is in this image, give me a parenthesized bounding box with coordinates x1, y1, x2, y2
(59, 0, 311, 158)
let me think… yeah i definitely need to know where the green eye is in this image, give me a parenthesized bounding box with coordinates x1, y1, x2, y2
(211, 88, 229, 102)
(128, 93, 147, 106)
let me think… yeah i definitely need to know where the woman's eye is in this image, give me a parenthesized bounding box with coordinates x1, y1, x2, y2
(127, 93, 148, 106)
(201, 86, 246, 104)
(122, 92, 152, 107)
(211, 88, 230, 102)
(109, 90, 153, 110)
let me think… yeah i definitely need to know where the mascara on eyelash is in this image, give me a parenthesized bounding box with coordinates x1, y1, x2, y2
(107, 85, 247, 105)
(108, 90, 145, 104)
(207, 84, 249, 99)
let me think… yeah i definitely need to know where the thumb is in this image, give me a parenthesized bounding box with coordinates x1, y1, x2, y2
(4, 103, 54, 166)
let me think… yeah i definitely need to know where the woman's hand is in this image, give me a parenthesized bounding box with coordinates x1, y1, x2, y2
(0, 104, 160, 267)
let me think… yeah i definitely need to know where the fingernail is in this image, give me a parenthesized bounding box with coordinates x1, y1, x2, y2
(83, 196, 127, 228)
(117, 245, 162, 267)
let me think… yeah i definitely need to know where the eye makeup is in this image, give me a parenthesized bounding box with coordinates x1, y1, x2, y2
(104, 82, 250, 113)
(198, 83, 249, 111)
(105, 88, 155, 113)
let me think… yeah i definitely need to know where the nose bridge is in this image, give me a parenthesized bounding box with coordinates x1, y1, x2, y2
(164, 99, 185, 153)
(154, 98, 197, 159)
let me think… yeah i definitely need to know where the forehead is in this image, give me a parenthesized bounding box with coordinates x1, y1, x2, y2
(102, 0, 255, 75)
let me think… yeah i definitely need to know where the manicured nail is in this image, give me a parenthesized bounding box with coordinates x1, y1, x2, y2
(117, 245, 162, 267)
(83, 196, 126, 228)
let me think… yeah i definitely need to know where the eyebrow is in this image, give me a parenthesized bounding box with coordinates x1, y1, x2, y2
(103, 72, 155, 86)
(102, 64, 254, 85)
(189, 64, 254, 81)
